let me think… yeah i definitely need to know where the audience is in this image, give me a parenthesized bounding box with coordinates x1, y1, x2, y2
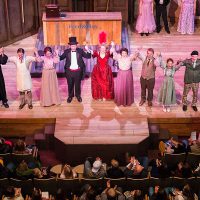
(60, 164, 77, 179)
(124, 156, 145, 178)
(84, 157, 106, 179)
(107, 159, 124, 179)
(101, 180, 125, 200)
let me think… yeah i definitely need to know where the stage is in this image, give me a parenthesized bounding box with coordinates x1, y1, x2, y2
(0, 27, 200, 163)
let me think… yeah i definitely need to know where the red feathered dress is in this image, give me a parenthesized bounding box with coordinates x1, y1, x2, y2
(91, 51, 114, 100)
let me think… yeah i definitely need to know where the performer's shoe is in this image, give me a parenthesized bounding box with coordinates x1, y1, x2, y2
(19, 103, 26, 110)
(156, 28, 161, 33)
(166, 29, 170, 34)
(139, 100, 145, 106)
(192, 106, 198, 112)
(140, 33, 144, 36)
(182, 105, 187, 111)
(145, 33, 149, 36)
(3, 102, 9, 108)
(148, 101, 153, 107)
(67, 97, 73, 103)
(28, 104, 33, 109)
(77, 96, 82, 103)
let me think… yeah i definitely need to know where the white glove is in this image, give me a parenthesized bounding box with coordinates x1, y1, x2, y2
(85, 45, 93, 54)
(111, 41, 115, 47)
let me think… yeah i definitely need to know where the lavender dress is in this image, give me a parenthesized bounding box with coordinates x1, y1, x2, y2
(177, 0, 195, 34)
(136, 0, 156, 33)
(113, 54, 134, 106)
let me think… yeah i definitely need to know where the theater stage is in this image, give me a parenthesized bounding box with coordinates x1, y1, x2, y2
(0, 27, 200, 164)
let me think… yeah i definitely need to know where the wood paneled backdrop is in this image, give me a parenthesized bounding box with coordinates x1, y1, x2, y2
(0, 0, 39, 46)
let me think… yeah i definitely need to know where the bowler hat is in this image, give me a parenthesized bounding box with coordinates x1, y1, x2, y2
(68, 37, 78, 45)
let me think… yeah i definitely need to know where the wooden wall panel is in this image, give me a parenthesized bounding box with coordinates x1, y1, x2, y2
(7, 0, 23, 39)
(0, 0, 8, 43)
(94, 0, 128, 22)
(43, 12, 122, 45)
(23, 0, 38, 34)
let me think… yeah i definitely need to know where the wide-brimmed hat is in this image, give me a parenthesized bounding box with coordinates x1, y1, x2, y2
(68, 37, 78, 45)
(92, 160, 102, 173)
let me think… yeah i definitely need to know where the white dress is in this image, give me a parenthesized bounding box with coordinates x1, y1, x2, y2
(8, 56, 36, 91)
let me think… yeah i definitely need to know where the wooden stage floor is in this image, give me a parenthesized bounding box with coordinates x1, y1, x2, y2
(1, 27, 200, 145)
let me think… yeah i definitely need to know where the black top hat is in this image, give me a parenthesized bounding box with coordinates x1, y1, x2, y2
(191, 50, 199, 56)
(68, 37, 78, 45)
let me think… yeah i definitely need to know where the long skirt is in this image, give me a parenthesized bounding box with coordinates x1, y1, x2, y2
(114, 69, 134, 106)
(40, 69, 61, 106)
(91, 64, 114, 100)
(157, 76, 176, 106)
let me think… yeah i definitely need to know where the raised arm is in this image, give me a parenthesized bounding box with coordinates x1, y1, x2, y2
(7, 56, 17, 63)
(53, 49, 60, 64)
(59, 50, 67, 61)
(81, 48, 91, 59)
(34, 48, 43, 63)
(135, 51, 145, 62)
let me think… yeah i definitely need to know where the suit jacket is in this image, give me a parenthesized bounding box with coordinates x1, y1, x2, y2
(155, 0, 170, 6)
(181, 59, 200, 84)
(59, 48, 91, 79)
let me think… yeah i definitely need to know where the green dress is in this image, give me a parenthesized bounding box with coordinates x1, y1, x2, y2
(157, 60, 180, 106)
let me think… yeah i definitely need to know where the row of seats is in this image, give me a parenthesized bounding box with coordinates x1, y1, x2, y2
(0, 153, 36, 165)
(0, 176, 199, 196)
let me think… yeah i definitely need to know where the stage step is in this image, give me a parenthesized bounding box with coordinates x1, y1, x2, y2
(54, 117, 149, 144)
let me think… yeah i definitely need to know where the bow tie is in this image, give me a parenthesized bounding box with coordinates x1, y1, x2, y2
(71, 51, 76, 52)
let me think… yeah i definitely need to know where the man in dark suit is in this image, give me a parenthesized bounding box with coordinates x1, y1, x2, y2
(180, 51, 200, 112)
(0, 47, 9, 108)
(155, 0, 170, 34)
(60, 37, 91, 103)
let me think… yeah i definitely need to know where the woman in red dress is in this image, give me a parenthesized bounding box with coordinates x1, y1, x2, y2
(91, 44, 114, 100)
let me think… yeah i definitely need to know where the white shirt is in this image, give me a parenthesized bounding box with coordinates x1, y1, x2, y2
(8, 56, 35, 91)
(70, 51, 79, 70)
(193, 60, 197, 68)
(159, 0, 164, 4)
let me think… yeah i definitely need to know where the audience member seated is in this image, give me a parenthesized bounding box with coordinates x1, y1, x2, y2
(159, 137, 187, 155)
(149, 186, 169, 200)
(187, 136, 200, 154)
(84, 157, 106, 179)
(173, 162, 192, 178)
(0, 137, 12, 154)
(79, 184, 97, 200)
(2, 186, 24, 200)
(30, 188, 42, 200)
(0, 158, 8, 178)
(100, 180, 125, 200)
(149, 157, 170, 178)
(16, 160, 34, 179)
(60, 164, 77, 179)
(193, 162, 200, 177)
(172, 184, 198, 200)
(107, 159, 124, 179)
(124, 190, 144, 200)
(13, 139, 30, 154)
(124, 156, 145, 178)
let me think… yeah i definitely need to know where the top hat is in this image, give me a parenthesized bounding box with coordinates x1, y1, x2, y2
(68, 37, 78, 45)
(191, 50, 199, 56)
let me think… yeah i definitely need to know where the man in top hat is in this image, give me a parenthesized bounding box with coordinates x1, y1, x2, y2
(59, 37, 91, 103)
(179, 50, 200, 111)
